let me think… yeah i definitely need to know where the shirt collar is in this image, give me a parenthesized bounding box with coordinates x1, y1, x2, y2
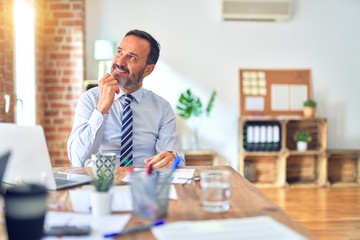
(114, 87, 144, 104)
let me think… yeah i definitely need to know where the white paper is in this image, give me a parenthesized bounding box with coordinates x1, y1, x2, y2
(152, 216, 307, 240)
(122, 168, 196, 184)
(170, 169, 196, 184)
(271, 84, 290, 110)
(271, 84, 308, 111)
(42, 211, 131, 240)
(289, 85, 308, 110)
(245, 96, 265, 111)
(69, 185, 177, 213)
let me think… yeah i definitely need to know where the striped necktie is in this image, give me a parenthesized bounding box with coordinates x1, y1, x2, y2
(120, 94, 134, 166)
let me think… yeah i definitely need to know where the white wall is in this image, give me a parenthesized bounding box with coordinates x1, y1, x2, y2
(85, 0, 360, 169)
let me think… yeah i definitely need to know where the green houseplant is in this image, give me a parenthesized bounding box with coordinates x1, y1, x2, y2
(294, 130, 312, 151)
(90, 170, 113, 215)
(176, 89, 216, 149)
(303, 99, 317, 118)
(91, 170, 113, 192)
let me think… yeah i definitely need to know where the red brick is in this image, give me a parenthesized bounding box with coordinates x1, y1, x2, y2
(49, 4, 70, 10)
(49, 53, 70, 59)
(53, 12, 74, 18)
(51, 102, 68, 108)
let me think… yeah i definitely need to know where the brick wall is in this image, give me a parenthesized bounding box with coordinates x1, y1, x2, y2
(0, 0, 84, 166)
(36, 0, 85, 166)
(0, 0, 15, 123)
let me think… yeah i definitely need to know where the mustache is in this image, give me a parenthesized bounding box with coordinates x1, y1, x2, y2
(112, 64, 129, 74)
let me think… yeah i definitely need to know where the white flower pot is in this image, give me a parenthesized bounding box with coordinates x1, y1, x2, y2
(297, 141, 308, 151)
(90, 191, 113, 216)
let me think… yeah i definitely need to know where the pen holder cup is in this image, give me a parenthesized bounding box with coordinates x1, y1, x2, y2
(4, 183, 48, 240)
(130, 170, 172, 219)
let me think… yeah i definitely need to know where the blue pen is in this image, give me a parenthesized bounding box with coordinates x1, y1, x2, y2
(103, 219, 165, 238)
(170, 154, 182, 172)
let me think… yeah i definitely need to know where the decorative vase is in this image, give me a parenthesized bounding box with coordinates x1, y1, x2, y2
(190, 117, 202, 150)
(90, 191, 113, 216)
(296, 141, 308, 151)
(191, 127, 200, 150)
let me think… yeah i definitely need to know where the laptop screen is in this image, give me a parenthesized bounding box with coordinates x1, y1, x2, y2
(0, 123, 58, 189)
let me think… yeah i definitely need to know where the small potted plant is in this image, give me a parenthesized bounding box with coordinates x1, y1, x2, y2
(303, 99, 317, 118)
(293, 130, 312, 151)
(90, 169, 113, 216)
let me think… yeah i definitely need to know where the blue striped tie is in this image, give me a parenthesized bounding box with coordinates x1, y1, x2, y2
(120, 95, 134, 166)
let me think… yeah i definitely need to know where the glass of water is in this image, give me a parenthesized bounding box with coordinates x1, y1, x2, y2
(200, 170, 231, 213)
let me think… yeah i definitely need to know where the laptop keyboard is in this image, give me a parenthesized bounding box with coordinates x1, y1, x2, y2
(55, 178, 77, 186)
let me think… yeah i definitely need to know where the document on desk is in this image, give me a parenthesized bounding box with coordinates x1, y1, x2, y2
(69, 185, 177, 213)
(122, 168, 196, 184)
(152, 216, 307, 240)
(43, 211, 131, 240)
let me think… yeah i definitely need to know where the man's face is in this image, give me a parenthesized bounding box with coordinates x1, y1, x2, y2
(111, 35, 153, 92)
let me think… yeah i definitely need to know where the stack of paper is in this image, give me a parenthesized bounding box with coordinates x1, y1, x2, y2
(152, 216, 307, 240)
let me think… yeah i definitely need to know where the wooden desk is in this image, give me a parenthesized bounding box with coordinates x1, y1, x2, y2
(1, 166, 313, 239)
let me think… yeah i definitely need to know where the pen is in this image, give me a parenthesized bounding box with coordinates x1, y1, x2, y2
(170, 153, 182, 172)
(146, 163, 153, 175)
(103, 219, 165, 238)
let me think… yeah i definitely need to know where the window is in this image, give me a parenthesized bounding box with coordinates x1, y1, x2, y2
(14, 0, 35, 125)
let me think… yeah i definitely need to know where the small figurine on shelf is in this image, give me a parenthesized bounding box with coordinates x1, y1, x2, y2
(303, 99, 317, 118)
(294, 130, 312, 151)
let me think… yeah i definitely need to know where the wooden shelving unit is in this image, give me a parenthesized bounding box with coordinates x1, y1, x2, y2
(238, 116, 327, 187)
(327, 149, 360, 187)
(184, 150, 217, 166)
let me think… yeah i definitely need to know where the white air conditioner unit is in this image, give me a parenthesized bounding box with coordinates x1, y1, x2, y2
(222, 0, 292, 22)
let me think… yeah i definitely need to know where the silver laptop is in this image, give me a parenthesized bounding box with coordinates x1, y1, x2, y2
(0, 150, 11, 185)
(0, 123, 91, 190)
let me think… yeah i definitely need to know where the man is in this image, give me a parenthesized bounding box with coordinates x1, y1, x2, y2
(67, 29, 184, 169)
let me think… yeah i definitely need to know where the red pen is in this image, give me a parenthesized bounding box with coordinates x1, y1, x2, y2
(146, 163, 153, 175)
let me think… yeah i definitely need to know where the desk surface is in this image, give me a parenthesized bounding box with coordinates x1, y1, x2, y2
(2, 166, 312, 239)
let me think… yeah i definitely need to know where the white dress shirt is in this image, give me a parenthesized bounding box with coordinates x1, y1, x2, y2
(67, 87, 184, 167)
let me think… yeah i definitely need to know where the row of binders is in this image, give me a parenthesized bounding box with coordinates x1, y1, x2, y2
(243, 122, 281, 152)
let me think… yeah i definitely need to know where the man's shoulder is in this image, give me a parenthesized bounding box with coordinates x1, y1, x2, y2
(78, 87, 99, 104)
(142, 88, 169, 104)
(82, 86, 99, 98)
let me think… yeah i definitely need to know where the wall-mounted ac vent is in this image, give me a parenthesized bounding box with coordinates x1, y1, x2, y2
(222, 0, 292, 22)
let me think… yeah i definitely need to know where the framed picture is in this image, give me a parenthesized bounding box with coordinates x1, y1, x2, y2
(98, 60, 113, 80)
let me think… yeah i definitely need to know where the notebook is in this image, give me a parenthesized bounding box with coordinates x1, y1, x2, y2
(0, 123, 91, 190)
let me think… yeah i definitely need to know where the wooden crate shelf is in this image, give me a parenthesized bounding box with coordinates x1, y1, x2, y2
(327, 149, 360, 187)
(184, 150, 217, 166)
(238, 116, 327, 187)
(286, 118, 327, 151)
(244, 156, 278, 184)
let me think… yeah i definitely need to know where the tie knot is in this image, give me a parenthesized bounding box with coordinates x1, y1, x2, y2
(121, 95, 133, 106)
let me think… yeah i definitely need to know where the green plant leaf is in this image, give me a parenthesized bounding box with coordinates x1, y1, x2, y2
(293, 130, 312, 142)
(205, 90, 217, 117)
(176, 89, 202, 119)
(303, 99, 317, 107)
(91, 170, 114, 192)
(176, 88, 216, 119)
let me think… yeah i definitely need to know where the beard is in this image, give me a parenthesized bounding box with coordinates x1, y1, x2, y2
(111, 64, 145, 89)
